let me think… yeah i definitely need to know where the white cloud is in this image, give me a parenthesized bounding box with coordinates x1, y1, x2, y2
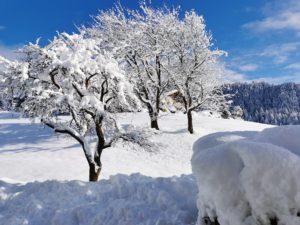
(221, 67, 247, 83)
(243, 0, 300, 34)
(285, 63, 300, 70)
(238, 63, 258, 72)
(260, 42, 300, 64)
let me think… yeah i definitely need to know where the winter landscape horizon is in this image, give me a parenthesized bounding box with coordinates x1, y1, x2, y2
(0, 1, 300, 225)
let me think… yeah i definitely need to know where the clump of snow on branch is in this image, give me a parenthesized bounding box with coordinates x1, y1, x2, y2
(192, 125, 300, 225)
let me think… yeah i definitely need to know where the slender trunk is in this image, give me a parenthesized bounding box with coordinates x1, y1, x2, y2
(89, 163, 101, 182)
(148, 105, 159, 130)
(187, 110, 193, 134)
(151, 118, 159, 130)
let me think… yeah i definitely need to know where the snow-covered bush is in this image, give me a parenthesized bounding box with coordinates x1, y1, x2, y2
(192, 126, 300, 225)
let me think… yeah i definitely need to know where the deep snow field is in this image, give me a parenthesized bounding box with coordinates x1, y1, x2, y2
(0, 111, 274, 225)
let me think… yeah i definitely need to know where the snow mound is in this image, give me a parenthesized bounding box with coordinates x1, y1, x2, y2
(0, 174, 197, 225)
(191, 126, 300, 225)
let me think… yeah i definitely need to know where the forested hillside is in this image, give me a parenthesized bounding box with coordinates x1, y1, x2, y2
(223, 82, 300, 125)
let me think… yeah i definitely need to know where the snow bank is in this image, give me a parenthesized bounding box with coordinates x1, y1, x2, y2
(0, 174, 197, 225)
(191, 126, 300, 225)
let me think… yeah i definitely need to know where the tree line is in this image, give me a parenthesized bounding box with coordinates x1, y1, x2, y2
(223, 82, 300, 125)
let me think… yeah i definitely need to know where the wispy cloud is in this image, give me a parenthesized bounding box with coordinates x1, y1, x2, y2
(285, 63, 300, 70)
(238, 63, 258, 72)
(221, 66, 247, 83)
(260, 42, 300, 64)
(0, 25, 5, 30)
(243, 0, 300, 35)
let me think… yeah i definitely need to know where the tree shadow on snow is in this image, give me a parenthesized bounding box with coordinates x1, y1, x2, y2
(0, 123, 55, 152)
(162, 128, 188, 134)
(0, 111, 21, 119)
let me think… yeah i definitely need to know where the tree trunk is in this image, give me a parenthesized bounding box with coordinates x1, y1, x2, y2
(151, 118, 159, 130)
(187, 110, 193, 134)
(91, 118, 105, 182)
(89, 163, 101, 182)
(148, 105, 159, 130)
(203, 217, 220, 225)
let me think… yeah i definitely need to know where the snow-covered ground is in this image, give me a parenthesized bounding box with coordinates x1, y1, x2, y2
(0, 111, 272, 225)
(0, 111, 271, 183)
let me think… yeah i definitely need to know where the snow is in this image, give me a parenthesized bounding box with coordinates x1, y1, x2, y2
(192, 125, 300, 225)
(0, 111, 276, 225)
(0, 174, 197, 225)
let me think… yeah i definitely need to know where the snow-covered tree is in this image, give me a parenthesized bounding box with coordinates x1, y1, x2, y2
(164, 11, 226, 133)
(231, 106, 243, 119)
(88, 4, 227, 134)
(88, 4, 179, 130)
(0, 56, 28, 109)
(1, 33, 147, 181)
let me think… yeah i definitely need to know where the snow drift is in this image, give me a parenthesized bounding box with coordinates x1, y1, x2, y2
(0, 174, 197, 225)
(192, 125, 300, 225)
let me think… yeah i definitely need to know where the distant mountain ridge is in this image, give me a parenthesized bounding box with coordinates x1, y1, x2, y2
(223, 82, 300, 125)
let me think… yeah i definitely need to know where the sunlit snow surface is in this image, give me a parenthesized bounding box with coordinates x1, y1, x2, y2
(192, 125, 300, 225)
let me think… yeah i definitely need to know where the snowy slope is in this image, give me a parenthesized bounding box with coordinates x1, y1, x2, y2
(0, 111, 271, 183)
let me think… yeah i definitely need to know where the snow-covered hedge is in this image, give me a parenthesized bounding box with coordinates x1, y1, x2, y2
(192, 125, 300, 225)
(0, 174, 197, 225)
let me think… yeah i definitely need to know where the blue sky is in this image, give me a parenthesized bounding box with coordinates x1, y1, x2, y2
(0, 0, 299, 83)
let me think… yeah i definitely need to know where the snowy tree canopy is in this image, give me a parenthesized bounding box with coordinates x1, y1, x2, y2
(0, 55, 29, 109)
(162, 10, 227, 133)
(88, 4, 180, 130)
(86, 3, 227, 133)
(0, 32, 146, 181)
